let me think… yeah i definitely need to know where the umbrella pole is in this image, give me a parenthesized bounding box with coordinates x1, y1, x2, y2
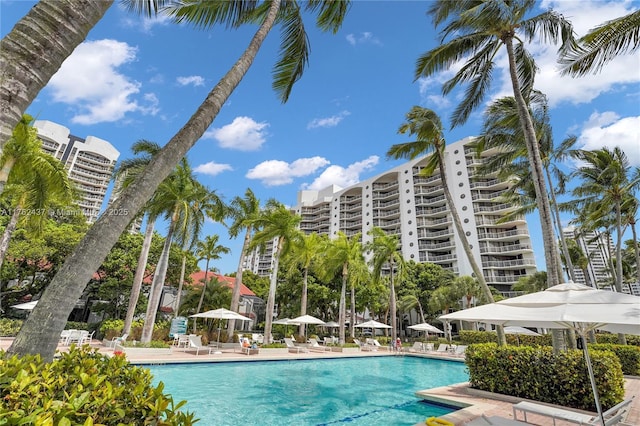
(581, 334, 605, 425)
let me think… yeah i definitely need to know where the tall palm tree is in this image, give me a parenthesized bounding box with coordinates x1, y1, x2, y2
(9, 0, 350, 360)
(559, 10, 640, 76)
(179, 276, 231, 319)
(248, 200, 301, 344)
(0, 115, 74, 271)
(417, 1, 575, 294)
(474, 93, 578, 281)
(193, 234, 230, 332)
(346, 253, 370, 338)
(388, 106, 506, 345)
(320, 231, 363, 344)
(287, 231, 325, 337)
(226, 188, 261, 338)
(140, 159, 224, 343)
(366, 227, 405, 343)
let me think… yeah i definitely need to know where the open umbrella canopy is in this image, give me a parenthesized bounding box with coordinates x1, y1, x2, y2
(273, 317, 298, 325)
(11, 300, 38, 310)
(290, 314, 325, 325)
(503, 326, 541, 336)
(408, 323, 444, 334)
(323, 321, 340, 328)
(190, 308, 251, 321)
(355, 319, 392, 329)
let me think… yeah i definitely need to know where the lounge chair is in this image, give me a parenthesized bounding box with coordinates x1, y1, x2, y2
(109, 333, 129, 349)
(435, 343, 451, 353)
(308, 338, 331, 352)
(284, 338, 308, 353)
(465, 414, 529, 425)
(408, 342, 424, 353)
(238, 338, 259, 355)
(424, 343, 434, 352)
(513, 396, 634, 425)
(454, 345, 467, 356)
(185, 335, 214, 355)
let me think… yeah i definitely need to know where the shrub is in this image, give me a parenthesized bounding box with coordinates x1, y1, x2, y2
(590, 343, 640, 376)
(458, 330, 551, 347)
(261, 343, 287, 348)
(0, 319, 22, 337)
(0, 346, 198, 424)
(595, 333, 640, 346)
(466, 343, 624, 412)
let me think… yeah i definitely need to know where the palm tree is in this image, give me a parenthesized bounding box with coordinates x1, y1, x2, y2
(0, 115, 74, 270)
(179, 276, 231, 319)
(248, 200, 301, 344)
(9, 0, 350, 360)
(320, 231, 363, 344)
(193, 235, 230, 332)
(417, 1, 575, 294)
(140, 159, 225, 343)
(226, 188, 261, 338)
(366, 227, 405, 343)
(287, 231, 325, 337)
(474, 93, 578, 282)
(559, 10, 640, 76)
(398, 294, 426, 325)
(388, 106, 506, 345)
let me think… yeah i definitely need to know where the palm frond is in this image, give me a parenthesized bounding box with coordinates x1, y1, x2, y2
(272, 2, 309, 102)
(305, 0, 351, 34)
(166, 0, 259, 29)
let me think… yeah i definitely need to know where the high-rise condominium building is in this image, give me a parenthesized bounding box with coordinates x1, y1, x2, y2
(33, 120, 120, 223)
(561, 225, 613, 289)
(245, 137, 537, 293)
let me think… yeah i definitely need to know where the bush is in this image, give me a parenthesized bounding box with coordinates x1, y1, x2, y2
(590, 343, 640, 376)
(261, 343, 286, 348)
(0, 346, 198, 424)
(466, 343, 624, 412)
(458, 330, 551, 347)
(595, 333, 640, 346)
(0, 319, 22, 337)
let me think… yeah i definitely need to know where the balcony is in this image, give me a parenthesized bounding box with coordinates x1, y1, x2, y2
(483, 259, 536, 268)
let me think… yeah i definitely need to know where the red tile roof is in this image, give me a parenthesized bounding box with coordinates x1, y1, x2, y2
(189, 271, 256, 297)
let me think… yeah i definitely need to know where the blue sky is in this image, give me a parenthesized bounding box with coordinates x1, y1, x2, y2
(2, 0, 639, 275)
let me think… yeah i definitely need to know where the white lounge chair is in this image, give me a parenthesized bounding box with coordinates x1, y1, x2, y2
(284, 338, 308, 353)
(308, 338, 331, 352)
(109, 333, 128, 349)
(435, 343, 450, 353)
(185, 335, 214, 355)
(408, 342, 424, 353)
(513, 396, 634, 425)
(454, 345, 467, 356)
(466, 414, 529, 425)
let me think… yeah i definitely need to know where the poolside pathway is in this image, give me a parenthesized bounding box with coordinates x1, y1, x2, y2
(1, 338, 638, 425)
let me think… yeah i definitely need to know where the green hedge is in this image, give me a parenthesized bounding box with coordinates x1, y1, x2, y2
(466, 343, 624, 411)
(590, 343, 640, 376)
(0, 319, 22, 337)
(0, 346, 198, 425)
(595, 334, 640, 346)
(458, 330, 551, 347)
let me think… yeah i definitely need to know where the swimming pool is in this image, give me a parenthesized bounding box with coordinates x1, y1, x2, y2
(148, 356, 468, 425)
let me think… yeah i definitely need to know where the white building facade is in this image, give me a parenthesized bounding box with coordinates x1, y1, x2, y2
(246, 137, 537, 293)
(33, 120, 119, 223)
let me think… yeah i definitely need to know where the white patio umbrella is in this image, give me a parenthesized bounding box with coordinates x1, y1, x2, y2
(323, 321, 340, 328)
(408, 323, 444, 341)
(11, 300, 38, 310)
(490, 326, 541, 345)
(190, 308, 251, 347)
(440, 282, 640, 425)
(290, 315, 326, 340)
(355, 319, 392, 338)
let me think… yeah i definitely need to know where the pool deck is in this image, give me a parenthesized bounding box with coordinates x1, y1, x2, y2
(2, 338, 638, 425)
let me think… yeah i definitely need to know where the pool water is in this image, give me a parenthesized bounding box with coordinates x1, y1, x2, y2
(148, 356, 468, 426)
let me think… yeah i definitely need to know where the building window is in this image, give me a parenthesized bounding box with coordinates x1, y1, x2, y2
(407, 209, 411, 214)
(456, 160, 461, 165)
(459, 182, 464, 187)
(409, 231, 413, 235)
(410, 254, 415, 259)
(464, 218, 469, 223)
(460, 194, 466, 199)
(409, 242, 414, 247)
(406, 189, 410, 193)
(457, 171, 462, 176)
(462, 206, 468, 211)
(454, 149, 459, 154)
(407, 200, 411, 203)
(408, 220, 412, 224)
(405, 179, 409, 183)
(466, 231, 471, 236)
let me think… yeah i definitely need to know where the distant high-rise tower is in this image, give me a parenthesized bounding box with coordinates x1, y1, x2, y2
(33, 120, 120, 223)
(562, 225, 619, 289)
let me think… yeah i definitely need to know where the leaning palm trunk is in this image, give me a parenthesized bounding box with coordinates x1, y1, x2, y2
(338, 265, 347, 344)
(504, 39, 565, 352)
(123, 217, 155, 335)
(8, 0, 281, 360)
(141, 219, 176, 343)
(0, 206, 20, 271)
(614, 201, 627, 345)
(546, 167, 575, 281)
(263, 239, 284, 345)
(437, 155, 507, 345)
(227, 228, 251, 338)
(630, 217, 640, 285)
(174, 254, 187, 317)
(0, 0, 113, 155)
(0, 158, 16, 196)
(193, 258, 211, 333)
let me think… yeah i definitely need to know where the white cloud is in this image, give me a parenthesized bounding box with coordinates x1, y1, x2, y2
(304, 156, 379, 190)
(577, 112, 640, 166)
(194, 161, 233, 176)
(47, 39, 158, 125)
(177, 75, 205, 87)
(307, 111, 351, 129)
(346, 32, 382, 46)
(120, 11, 171, 34)
(204, 116, 269, 151)
(246, 157, 330, 186)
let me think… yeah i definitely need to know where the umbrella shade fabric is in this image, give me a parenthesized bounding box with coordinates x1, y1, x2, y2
(190, 308, 251, 321)
(273, 317, 299, 325)
(503, 326, 541, 336)
(290, 314, 325, 325)
(11, 300, 38, 310)
(323, 321, 340, 327)
(354, 320, 392, 329)
(408, 323, 444, 334)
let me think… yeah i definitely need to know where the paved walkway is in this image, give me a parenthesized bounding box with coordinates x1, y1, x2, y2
(1, 338, 638, 425)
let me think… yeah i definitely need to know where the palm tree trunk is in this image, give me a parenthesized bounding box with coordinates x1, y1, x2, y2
(630, 218, 640, 285)
(0, 0, 113, 152)
(174, 254, 187, 317)
(0, 205, 20, 271)
(263, 239, 284, 345)
(349, 282, 355, 338)
(0, 158, 16, 195)
(123, 217, 154, 335)
(141, 220, 175, 343)
(390, 264, 397, 343)
(8, 0, 281, 360)
(300, 267, 309, 337)
(614, 201, 627, 345)
(227, 228, 251, 338)
(338, 265, 347, 345)
(546, 166, 575, 281)
(193, 258, 210, 333)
